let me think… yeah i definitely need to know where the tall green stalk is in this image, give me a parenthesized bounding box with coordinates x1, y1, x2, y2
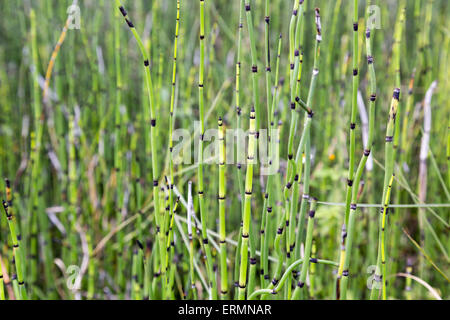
(197, 0, 218, 300)
(370, 88, 400, 300)
(336, 0, 359, 298)
(238, 107, 257, 300)
(115, 0, 165, 295)
(218, 117, 228, 299)
(339, 27, 378, 300)
(2, 201, 27, 299)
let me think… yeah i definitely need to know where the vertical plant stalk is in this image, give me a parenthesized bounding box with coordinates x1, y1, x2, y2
(218, 117, 228, 299)
(238, 107, 257, 300)
(260, 33, 282, 289)
(244, 0, 261, 131)
(292, 7, 321, 284)
(233, 0, 245, 299)
(187, 182, 198, 299)
(380, 175, 395, 300)
(370, 88, 401, 300)
(336, 0, 359, 298)
(339, 27, 378, 299)
(166, 0, 181, 286)
(291, 198, 317, 299)
(115, 0, 165, 295)
(113, 0, 125, 291)
(2, 201, 27, 300)
(197, 0, 218, 300)
(235, 0, 245, 213)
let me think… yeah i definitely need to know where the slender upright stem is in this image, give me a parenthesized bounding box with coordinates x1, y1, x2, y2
(115, 0, 165, 294)
(370, 88, 401, 300)
(218, 117, 228, 299)
(336, 0, 359, 298)
(197, 0, 218, 300)
(238, 107, 257, 300)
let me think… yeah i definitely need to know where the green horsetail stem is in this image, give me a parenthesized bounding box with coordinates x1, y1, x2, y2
(218, 117, 228, 299)
(2, 201, 27, 300)
(113, 3, 125, 291)
(238, 107, 257, 300)
(292, 8, 321, 283)
(197, 0, 218, 300)
(260, 33, 283, 288)
(336, 0, 359, 298)
(370, 88, 400, 300)
(339, 27, 378, 300)
(166, 0, 181, 288)
(292, 197, 317, 299)
(244, 1, 261, 131)
(235, 0, 245, 216)
(285, 0, 305, 189)
(115, 0, 165, 295)
(380, 175, 395, 300)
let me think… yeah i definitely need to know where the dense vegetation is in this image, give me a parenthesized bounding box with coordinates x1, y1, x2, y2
(0, 0, 448, 300)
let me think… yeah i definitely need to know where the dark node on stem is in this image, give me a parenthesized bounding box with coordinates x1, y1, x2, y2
(5, 178, 10, 188)
(294, 175, 299, 182)
(239, 284, 246, 289)
(370, 94, 377, 102)
(252, 65, 258, 73)
(153, 180, 158, 187)
(125, 19, 134, 28)
(347, 179, 354, 187)
(272, 279, 279, 286)
(119, 6, 127, 17)
(267, 207, 272, 213)
(310, 258, 318, 263)
(245, 4, 250, 11)
(144, 59, 149, 67)
(367, 55, 374, 64)
(293, 9, 298, 16)
(264, 275, 270, 280)
(290, 102, 295, 110)
(200, 35, 205, 40)
(364, 149, 371, 156)
(151, 119, 156, 127)
(350, 123, 356, 130)
(250, 258, 257, 265)
(309, 210, 316, 218)
(366, 28, 371, 38)
(203, 238, 208, 245)
(286, 182, 292, 189)
(386, 136, 393, 142)
(350, 203, 357, 210)
(294, 49, 299, 57)
(136, 240, 144, 250)
(353, 68, 358, 76)
(297, 281, 305, 288)
(242, 234, 249, 239)
(393, 88, 401, 100)
(290, 63, 294, 70)
(277, 228, 283, 235)
(343, 270, 349, 277)
(265, 16, 270, 24)
(353, 22, 358, 31)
